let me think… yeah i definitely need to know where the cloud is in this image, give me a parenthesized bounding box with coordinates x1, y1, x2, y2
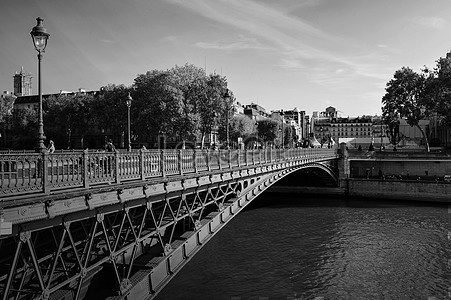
(161, 36, 180, 44)
(166, 0, 392, 87)
(196, 35, 269, 51)
(409, 16, 446, 29)
(100, 39, 116, 44)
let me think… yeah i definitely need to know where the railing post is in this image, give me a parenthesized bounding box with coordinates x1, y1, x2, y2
(237, 150, 240, 167)
(114, 150, 120, 184)
(178, 150, 183, 175)
(160, 150, 166, 177)
(140, 149, 145, 180)
(228, 149, 231, 169)
(218, 150, 222, 170)
(245, 149, 248, 166)
(207, 149, 211, 171)
(42, 151, 50, 194)
(193, 149, 198, 173)
(82, 149, 89, 189)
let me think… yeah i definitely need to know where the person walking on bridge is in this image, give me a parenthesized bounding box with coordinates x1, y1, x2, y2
(47, 140, 55, 153)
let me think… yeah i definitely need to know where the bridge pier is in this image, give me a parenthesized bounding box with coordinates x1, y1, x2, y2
(337, 143, 350, 194)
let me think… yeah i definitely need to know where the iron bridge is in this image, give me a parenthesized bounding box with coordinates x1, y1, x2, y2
(0, 148, 338, 300)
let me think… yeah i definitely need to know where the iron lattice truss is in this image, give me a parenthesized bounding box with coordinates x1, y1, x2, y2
(0, 181, 241, 300)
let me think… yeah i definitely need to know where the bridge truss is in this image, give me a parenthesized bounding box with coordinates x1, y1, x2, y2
(0, 148, 337, 299)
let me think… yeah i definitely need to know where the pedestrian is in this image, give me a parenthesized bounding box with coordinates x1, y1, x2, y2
(105, 139, 115, 152)
(47, 140, 55, 153)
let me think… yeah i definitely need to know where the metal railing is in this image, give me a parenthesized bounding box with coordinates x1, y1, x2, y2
(0, 148, 337, 198)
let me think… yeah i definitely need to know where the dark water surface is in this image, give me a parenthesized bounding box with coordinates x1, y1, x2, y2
(156, 195, 450, 300)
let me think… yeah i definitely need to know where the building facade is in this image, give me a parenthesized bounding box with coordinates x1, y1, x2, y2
(13, 67, 32, 96)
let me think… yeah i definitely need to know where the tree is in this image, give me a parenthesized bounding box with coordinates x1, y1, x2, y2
(423, 52, 451, 125)
(381, 67, 430, 151)
(133, 70, 184, 148)
(223, 115, 256, 147)
(257, 120, 278, 145)
(94, 84, 132, 143)
(0, 95, 15, 147)
(11, 107, 37, 149)
(44, 93, 97, 149)
(217, 91, 238, 146)
(168, 64, 205, 148)
(196, 74, 228, 148)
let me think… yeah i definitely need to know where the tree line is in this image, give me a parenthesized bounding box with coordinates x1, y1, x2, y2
(382, 50, 451, 151)
(1, 63, 297, 150)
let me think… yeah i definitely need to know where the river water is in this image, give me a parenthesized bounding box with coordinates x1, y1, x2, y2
(156, 194, 450, 300)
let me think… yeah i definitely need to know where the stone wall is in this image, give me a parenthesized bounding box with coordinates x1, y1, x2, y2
(346, 179, 451, 203)
(349, 159, 451, 179)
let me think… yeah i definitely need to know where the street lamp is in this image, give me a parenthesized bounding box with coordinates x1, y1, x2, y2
(280, 110, 284, 148)
(30, 17, 50, 152)
(223, 89, 231, 149)
(126, 93, 133, 152)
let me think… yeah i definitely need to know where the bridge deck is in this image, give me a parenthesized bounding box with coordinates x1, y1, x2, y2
(0, 148, 338, 300)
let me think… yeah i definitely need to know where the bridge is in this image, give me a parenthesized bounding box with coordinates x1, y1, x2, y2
(0, 148, 339, 300)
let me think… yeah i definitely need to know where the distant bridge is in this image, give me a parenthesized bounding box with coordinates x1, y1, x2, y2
(0, 148, 338, 299)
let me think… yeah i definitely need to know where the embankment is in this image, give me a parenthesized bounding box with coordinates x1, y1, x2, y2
(269, 179, 451, 203)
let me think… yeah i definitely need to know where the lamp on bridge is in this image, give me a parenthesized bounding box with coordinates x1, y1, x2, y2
(126, 92, 133, 152)
(30, 17, 50, 152)
(280, 109, 284, 148)
(223, 89, 231, 149)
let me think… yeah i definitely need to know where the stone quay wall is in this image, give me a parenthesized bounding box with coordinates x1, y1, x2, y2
(337, 144, 451, 203)
(345, 179, 451, 203)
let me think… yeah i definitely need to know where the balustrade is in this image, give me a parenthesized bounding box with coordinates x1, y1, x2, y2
(0, 148, 337, 198)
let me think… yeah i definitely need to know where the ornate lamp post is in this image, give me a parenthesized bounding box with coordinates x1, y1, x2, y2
(223, 89, 231, 149)
(280, 110, 284, 148)
(126, 93, 133, 152)
(30, 17, 50, 152)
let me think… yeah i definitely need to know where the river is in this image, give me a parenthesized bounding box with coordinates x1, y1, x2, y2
(156, 194, 450, 299)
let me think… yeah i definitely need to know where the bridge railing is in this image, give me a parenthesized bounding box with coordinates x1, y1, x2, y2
(0, 148, 337, 198)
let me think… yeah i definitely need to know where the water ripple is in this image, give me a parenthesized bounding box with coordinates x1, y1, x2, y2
(157, 197, 450, 299)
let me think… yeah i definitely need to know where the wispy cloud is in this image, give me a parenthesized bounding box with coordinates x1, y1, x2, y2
(161, 35, 180, 44)
(166, 0, 390, 87)
(196, 35, 269, 51)
(409, 16, 446, 29)
(100, 39, 116, 44)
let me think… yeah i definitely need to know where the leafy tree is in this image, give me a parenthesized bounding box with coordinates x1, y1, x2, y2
(0, 95, 15, 147)
(423, 52, 451, 125)
(283, 125, 298, 148)
(381, 67, 430, 151)
(0, 95, 15, 126)
(196, 74, 228, 148)
(11, 107, 37, 149)
(44, 93, 97, 149)
(257, 119, 278, 145)
(168, 64, 205, 147)
(222, 115, 256, 147)
(94, 84, 131, 142)
(217, 91, 238, 146)
(133, 70, 184, 148)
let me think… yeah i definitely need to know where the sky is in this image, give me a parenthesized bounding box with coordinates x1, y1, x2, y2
(1, 0, 451, 117)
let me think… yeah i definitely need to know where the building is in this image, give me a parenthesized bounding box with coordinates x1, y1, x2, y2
(13, 67, 32, 96)
(312, 106, 391, 148)
(282, 108, 307, 142)
(13, 89, 98, 111)
(243, 103, 271, 121)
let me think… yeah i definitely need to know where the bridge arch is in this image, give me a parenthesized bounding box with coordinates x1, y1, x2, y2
(235, 162, 338, 197)
(0, 149, 338, 300)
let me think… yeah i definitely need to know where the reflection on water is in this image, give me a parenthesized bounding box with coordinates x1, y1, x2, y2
(157, 195, 450, 299)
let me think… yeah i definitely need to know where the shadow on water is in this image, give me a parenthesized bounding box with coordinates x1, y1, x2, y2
(245, 192, 448, 211)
